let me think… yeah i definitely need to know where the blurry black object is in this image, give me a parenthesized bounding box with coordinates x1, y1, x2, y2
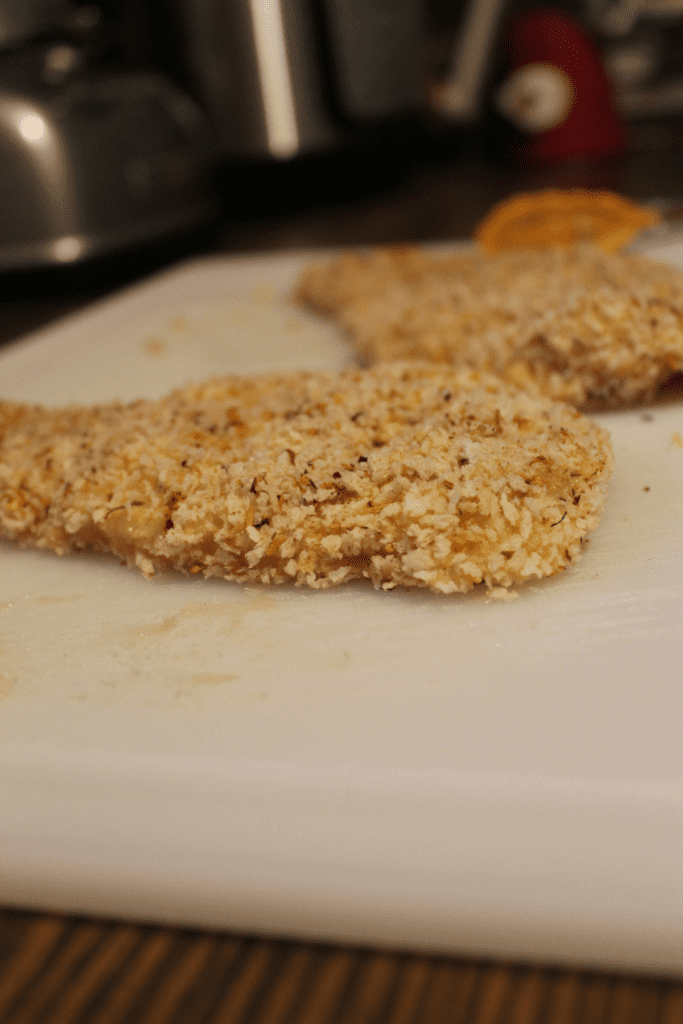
(216, 121, 422, 221)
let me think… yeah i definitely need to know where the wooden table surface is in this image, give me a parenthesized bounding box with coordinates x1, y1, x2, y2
(2, 123, 683, 1022)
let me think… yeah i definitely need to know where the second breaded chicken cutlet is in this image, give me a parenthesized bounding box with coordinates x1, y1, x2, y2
(296, 244, 683, 409)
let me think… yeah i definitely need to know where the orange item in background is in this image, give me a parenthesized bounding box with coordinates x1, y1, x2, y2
(475, 189, 661, 253)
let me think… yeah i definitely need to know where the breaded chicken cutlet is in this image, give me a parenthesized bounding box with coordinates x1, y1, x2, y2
(296, 244, 683, 409)
(0, 363, 612, 595)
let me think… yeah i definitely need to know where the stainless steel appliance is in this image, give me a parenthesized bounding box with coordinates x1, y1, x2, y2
(0, 0, 507, 268)
(0, 1, 218, 270)
(166, 0, 504, 161)
(168, 0, 423, 161)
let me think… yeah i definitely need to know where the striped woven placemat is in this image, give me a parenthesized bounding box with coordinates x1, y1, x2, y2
(0, 909, 681, 1024)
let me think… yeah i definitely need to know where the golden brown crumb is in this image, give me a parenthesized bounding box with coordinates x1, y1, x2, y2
(0, 363, 612, 594)
(296, 244, 683, 408)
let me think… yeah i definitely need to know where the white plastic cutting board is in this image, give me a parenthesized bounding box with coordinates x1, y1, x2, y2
(1, 244, 682, 975)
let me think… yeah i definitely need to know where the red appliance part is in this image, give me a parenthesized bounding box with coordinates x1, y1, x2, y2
(497, 9, 627, 163)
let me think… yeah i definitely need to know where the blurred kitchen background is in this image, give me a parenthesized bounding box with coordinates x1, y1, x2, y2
(3, 0, 683, 317)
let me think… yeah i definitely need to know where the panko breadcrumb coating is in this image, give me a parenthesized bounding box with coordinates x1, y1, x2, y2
(295, 244, 683, 408)
(0, 363, 612, 595)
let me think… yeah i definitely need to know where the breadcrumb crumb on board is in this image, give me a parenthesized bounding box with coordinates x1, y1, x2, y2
(0, 362, 613, 596)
